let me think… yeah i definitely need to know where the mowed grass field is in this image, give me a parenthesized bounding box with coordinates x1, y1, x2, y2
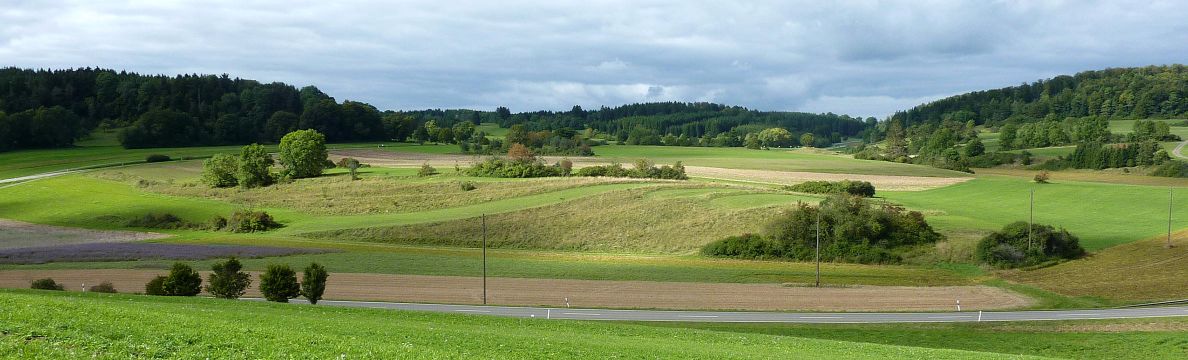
(590, 145, 968, 177)
(1005, 230, 1188, 301)
(0, 290, 1045, 359)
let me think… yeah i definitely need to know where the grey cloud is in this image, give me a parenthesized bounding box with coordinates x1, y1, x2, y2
(0, 0, 1186, 119)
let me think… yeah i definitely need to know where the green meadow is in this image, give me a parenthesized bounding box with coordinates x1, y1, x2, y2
(0, 290, 1042, 359)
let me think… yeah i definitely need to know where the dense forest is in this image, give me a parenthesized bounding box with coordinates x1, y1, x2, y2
(0, 67, 388, 151)
(890, 65, 1188, 128)
(401, 103, 874, 148)
(0, 68, 871, 152)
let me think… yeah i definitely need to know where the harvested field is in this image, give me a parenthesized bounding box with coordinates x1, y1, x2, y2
(0, 243, 330, 264)
(0, 218, 167, 249)
(331, 149, 970, 191)
(685, 166, 971, 191)
(0, 269, 1032, 311)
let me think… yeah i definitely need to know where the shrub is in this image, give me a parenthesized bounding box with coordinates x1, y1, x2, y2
(574, 160, 687, 179)
(208, 215, 228, 230)
(206, 257, 251, 299)
(30, 278, 64, 291)
(226, 210, 282, 233)
(785, 180, 876, 197)
(259, 264, 301, 303)
(126, 213, 198, 230)
(279, 129, 328, 179)
(237, 143, 274, 188)
(301, 262, 329, 305)
(975, 221, 1085, 268)
(145, 154, 171, 163)
(145, 276, 167, 295)
(464, 158, 563, 178)
(559, 159, 573, 176)
(88, 282, 118, 293)
(418, 163, 438, 177)
(763, 195, 941, 264)
(338, 157, 362, 180)
(1033, 171, 1050, 183)
(1151, 160, 1188, 178)
(201, 153, 239, 188)
(507, 143, 535, 162)
(161, 262, 203, 296)
(701, 234, 780, 259)
(459, 181, 477, 191)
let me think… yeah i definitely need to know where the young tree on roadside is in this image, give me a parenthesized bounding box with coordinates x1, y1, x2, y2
(206, 257, 252, 299)
(800, 133, 815, 148)
(301, 263, 329, 305)
(259, 264, 301, 303)
(278, 129, 328, 179)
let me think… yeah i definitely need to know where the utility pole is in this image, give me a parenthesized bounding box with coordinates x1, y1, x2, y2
(815, 209, 821, 288)
(1169, 188, 1174, 249)
(482, 214, 487, 305)
(1029, 189, 1035, 251)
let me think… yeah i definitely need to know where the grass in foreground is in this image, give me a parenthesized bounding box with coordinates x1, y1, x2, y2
(646, 317, 1188, 360)
(0, 290, 1035, 359)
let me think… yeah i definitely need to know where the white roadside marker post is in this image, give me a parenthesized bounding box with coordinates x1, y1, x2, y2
(956, 299, 961, 312)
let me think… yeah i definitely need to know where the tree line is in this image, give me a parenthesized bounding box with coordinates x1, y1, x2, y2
(890, 65, 1188, 129)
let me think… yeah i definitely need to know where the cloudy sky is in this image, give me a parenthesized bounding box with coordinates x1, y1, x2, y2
(2, 1, 1186, 118)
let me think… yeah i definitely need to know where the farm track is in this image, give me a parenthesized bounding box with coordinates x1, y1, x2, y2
(1174, 140, 1188, 159)
(0, 218, 168, 250)
(0, 269, 1031, 312)
(331, 149, 969, 191)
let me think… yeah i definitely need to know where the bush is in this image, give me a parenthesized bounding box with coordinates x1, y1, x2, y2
(559, 159, 573, 176)
(459, 181, 477, 191)
(418, 163, 438, 177)
(1151, 160, 1188, 178)
(338, 157, 362, 180)
(226, 210, 282, 233)
(975, 221, 1085, 268)
(301, 262, 329, 305)
(30, 278, 64, 291)
(126, 213, 199, 230)
(259, 264, 301, 303)
(237, 143, 274, 188)
(574, 160, 687, 179)
(464, 158, 563, 178)
(161, 262, 203, 296)
(206, 257, 251, 299)
(145, 154, 171, 163)
(208, 215, 228, 230)
(88, 282, 118, 293)
(707, 194, 943, 264)
(279, 129, 328, 179)
(201, 153, 239, 188)
(1033, 171, 1051, 183)
(700, 234, 780, 259)
(785, 180, 876, 197)
(145, 276, 167, 295)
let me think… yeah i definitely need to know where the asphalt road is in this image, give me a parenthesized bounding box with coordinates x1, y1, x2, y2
(251, 298, 1188, 323)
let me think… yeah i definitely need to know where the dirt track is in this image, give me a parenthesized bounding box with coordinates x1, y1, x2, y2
(0, 269, 1031, 311)
(0, 219, 168, 250)
(331, 149, 969, 191)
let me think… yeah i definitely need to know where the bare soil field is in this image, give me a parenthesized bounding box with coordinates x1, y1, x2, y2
(331, 149, 969, 191)
(0, 218, 167, 250)
(0, 269, 1031, 311)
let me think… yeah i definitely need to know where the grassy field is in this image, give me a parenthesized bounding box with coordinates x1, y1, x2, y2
(648, 317, 1188, 360)
(0, 290, 1047, 359)
(883, 175, 1188, 252)
(1006, 230, 1188, 301)
(305, 185, 819, 253)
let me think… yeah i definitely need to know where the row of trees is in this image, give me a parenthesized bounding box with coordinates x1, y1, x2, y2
(1049, 141, 1171, 170)
(144, 259, 328, 304)
(201, 129, 328, 188)
(892, 65, 1188, 128)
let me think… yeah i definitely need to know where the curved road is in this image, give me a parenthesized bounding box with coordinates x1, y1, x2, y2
(1174, 140, 1188, 159)
(256, 298, 1188, 323)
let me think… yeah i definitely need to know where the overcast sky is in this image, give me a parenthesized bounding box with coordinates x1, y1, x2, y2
(2, 1, 1186, 118)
